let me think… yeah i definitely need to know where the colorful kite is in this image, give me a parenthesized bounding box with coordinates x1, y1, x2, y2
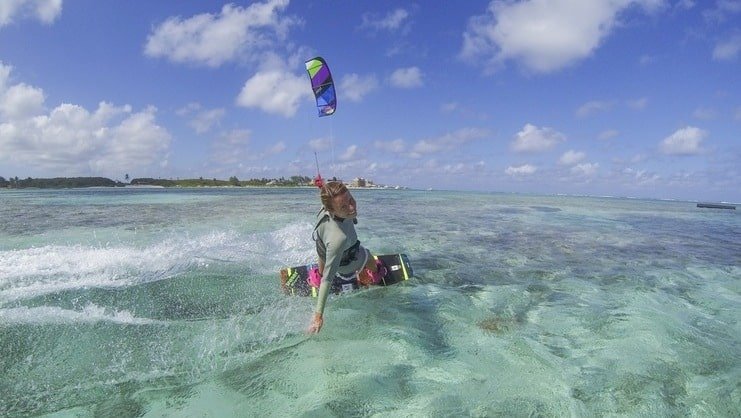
(305, 57, 336, 117)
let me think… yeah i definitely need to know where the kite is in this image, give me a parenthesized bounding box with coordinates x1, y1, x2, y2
(305, 57, 336, 117)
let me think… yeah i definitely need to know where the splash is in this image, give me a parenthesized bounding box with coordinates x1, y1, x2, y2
(0, 222, 315, 306)
(0, 303, 165, 325)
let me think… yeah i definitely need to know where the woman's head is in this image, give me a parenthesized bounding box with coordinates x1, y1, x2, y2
(320, 181, 357, 219)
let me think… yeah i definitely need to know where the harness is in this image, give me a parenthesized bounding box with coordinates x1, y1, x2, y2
(312, 209, 360, 266)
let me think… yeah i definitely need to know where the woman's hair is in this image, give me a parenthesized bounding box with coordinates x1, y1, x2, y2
(320, 181, 348, 211)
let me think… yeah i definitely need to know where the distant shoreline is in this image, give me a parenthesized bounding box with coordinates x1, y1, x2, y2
(0, 176, 403, 190)
(0, 176, 314, 189)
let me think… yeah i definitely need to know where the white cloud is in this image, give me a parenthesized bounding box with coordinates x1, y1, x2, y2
(235, 70, 309, 117)
(361, 8, 409, 32)
(412, 139, 440, 155)
(571, 162, 599, 176)
(443, 163, 468, 174)
(460, 0, 664, 73)
(91, 106, 171, 173)
(340, 73, 378, 102)
(511, 123, 565, 153)
(144, 0, 297, 67)
(576, 100, 613, 118)
(0, 0, 62, 27)
(623, 167, 660, 185)
(389, 67, 423, 88)
(1, 102, 170, 175)
(411, 127, 489, 157)
(177, 103, 225, 134)
(192, 108, 225, 134)
(660, 126, 707, 155)
(559, 150, 586, 165)
(0, 82, 45, 119)
(505, 164, 537, 175)
(713, 33, 741, 61)
(0, 65, 170, 176)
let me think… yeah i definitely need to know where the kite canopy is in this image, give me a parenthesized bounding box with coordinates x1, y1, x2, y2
(305, 57, 336, 117)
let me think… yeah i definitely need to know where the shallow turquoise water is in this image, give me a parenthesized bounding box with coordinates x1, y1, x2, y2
(0, 188, 739, 416)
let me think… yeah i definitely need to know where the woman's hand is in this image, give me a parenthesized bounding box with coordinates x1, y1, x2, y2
(307, 312, 323, 334)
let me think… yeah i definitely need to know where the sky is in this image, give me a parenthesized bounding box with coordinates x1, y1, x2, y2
(0, 0, 739, 201)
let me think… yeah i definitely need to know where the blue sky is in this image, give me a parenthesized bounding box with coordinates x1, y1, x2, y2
(0, 0, 739, 201)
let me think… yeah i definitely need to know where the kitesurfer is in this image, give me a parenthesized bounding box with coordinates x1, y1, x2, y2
(307, 181, 385, 333)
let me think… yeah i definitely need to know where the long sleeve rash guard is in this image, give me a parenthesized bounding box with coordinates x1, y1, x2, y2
(314, 208, 359, 315)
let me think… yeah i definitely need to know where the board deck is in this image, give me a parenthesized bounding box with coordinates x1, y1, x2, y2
(280, 254, 413, 297)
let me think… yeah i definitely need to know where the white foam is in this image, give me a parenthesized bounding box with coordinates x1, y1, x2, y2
(0, 303, 165, 325)
(0, 223, 315, 305)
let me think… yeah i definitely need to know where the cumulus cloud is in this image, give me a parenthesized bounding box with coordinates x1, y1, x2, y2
(511, 123, 565, 153)
(144, 0, 298, 67)
(559, 150, 586, 165)
(235, 70, 310, 117)
(340, 73, 379, 102)
(505, 164, 537, 175)
(660, 126, 707, 155)
(389, 66, 423, 88)
(0, 82, 45, 119)
(460, 0, 664, 73)
(0, 0, 62, 27)
(0, 63, 170, 176)
(713, 33, 741, 61)
(361, 8, 409, 32)
(411, 127, 489, 157)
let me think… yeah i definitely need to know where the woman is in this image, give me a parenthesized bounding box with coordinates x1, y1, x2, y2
(308, 181, 383, 333)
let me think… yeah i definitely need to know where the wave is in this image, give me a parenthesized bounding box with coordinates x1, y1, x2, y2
(0, 222, 315, 305)
(0, 303, 165, 325)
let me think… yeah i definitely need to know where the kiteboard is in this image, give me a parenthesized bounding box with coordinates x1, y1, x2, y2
(280, 254, 413, 297)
